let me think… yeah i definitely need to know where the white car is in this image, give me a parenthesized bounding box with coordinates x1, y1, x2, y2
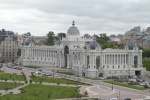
(100, 77, 105, 80)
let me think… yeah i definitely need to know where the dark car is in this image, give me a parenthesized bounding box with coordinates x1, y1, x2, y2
(123, 98, 131, 100)
(144, 84, 150, 88)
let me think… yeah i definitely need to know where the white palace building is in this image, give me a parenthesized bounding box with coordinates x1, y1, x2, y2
(20, 21, 146, 78)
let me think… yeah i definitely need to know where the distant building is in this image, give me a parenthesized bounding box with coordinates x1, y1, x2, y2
(0, 29, 18, 63)
(121, 26, 150, 49)
(17, 32, 33, 46)
(109, 34, 122, 43)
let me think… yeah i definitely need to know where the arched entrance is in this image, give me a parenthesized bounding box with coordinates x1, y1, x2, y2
(99, 73, 103, 77)
(134, 56, 138, 68)
(82, 72, 85, 77)
(64, 46, 69, 67)
(96, 56, 100, 69)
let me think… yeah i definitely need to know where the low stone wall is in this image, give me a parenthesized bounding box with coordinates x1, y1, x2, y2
(145, 71, 150, 77)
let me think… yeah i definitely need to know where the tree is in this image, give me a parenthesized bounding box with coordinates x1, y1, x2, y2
(17, 48, 21, 56)
(84, 91, 88, 96)
(5, 78, 7, 82)
(4, 88, 9, 93)
(30, 79, 32, 84)
(142, 49, 150, 58)
(46, 31, 55, 46)
(57, 33, 66, 40)
(48, 94, 51, 100)
(25, 80, 28, 84)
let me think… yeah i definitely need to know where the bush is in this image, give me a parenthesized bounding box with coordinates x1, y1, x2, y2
(30, 79, 32, 84)
(143, 60, 150, 71)
(84, 91, 88, 96)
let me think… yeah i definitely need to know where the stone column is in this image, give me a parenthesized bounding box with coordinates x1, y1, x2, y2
(102, 55, 103, 66)
(110, 54, 111, 64)
(67, 54, 69, 68)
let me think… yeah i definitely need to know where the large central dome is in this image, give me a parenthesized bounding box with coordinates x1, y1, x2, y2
(67, 21, 80, 36)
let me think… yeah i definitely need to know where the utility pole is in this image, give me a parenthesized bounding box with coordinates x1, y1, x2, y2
(78, 66, 79, 82)
(53, 65, 54, 86)
(111, 72, 113, 90)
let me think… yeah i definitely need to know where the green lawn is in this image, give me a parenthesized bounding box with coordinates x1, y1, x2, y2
(0, 84, 85, 100)
(31, 76, 88, 85)
(0, 70, 4, 73)
(0, 82, 23, 90)
(103, 80, 148, 90)
(58, 72, 75, 75)
(0, 73, 26, 81)
(24, 66, 39, 69)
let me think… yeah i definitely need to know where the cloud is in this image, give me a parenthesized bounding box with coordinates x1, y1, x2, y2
(0, 0, 150, 36)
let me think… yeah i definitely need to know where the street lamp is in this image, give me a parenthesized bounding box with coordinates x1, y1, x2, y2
(110, 71, 114, 90)
(112, 75, 113, 90)
(78, 66, 79, 82)
(53, 65, 54, 86)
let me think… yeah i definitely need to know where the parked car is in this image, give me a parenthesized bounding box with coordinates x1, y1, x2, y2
(144, 84, 150, 88)
(16, 68, 22, 70)
(138, 82, 145, 86)
(100, 77, 105, 80)
(110, 98, 118, 100)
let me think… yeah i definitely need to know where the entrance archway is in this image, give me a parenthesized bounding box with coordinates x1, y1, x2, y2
(99, 73, 103, 77)
(82, 72, 85, 77)
(134, 56, 138, 68)
(64, 46, 69, 67)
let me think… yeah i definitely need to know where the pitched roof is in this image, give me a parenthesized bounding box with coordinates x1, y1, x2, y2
(142, 35, 150, 40)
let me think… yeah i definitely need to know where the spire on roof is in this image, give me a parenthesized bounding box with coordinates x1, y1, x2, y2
(72, 20, 75, 26)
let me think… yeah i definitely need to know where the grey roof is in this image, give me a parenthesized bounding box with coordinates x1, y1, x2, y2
(146, 27, 150, 32)
(125, 30, 144, 36)
(0, 29, 17, 43)
(81, 34, 92, 39)
(67, 21, 80, 36)
(135, 31, 144, 36)
(127, 38, 136, 50)
(90, 41, 99, 50)
(142, 35, 150, 40)
(85, 36, 99, 50)
(25, 38, 32, 45)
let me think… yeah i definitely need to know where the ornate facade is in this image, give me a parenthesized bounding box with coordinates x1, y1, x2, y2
(20, 21, 146, 78)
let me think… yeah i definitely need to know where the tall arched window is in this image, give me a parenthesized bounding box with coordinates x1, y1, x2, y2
(87, 55, 90, 68)
(96, 56, 100, 69)
(134, 56, 138, 68)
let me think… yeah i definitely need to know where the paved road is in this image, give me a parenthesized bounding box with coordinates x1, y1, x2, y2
(60, 74, 150, 100)
(1, 65, 150, 100)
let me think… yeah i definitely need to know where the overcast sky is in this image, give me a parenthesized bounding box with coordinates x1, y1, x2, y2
(0, 0, 150, 36)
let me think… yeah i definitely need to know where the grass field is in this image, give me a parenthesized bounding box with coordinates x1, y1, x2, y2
(103, 80, 148, 90)
(58, 72, 75, 75)
(0, 84, 85, 100)
(24, 66, 40, 69)
(0, 82, 23, 90)
(31, 76, 89, 85)
(0, 73, 26, 81)
(0, 66, 2, 68)
(0, 70, 3, 73)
